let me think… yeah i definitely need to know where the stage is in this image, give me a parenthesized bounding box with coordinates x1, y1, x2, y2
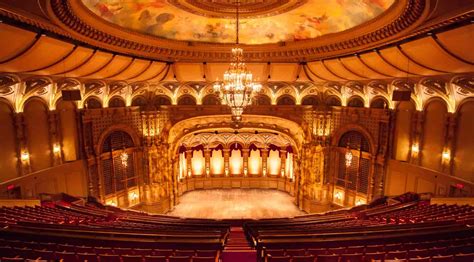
(167, 189, 305, 219)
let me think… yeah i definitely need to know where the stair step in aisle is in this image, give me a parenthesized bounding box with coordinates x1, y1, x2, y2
(221, 227, 257, 262)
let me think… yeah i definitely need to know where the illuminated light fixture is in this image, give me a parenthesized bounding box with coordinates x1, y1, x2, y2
(213, 1, 261, 122)
(442, 149, 451, 162)
(53, 144, 61, 154)
(345, 148, 353, 167)
(334, 191, 342, 200)
(120, 151, 129, 167)
(129, 191, 139, 202)
(411, 143, 419, 153)
(355, 198, 366, 206)
(21, 151, 30, 162)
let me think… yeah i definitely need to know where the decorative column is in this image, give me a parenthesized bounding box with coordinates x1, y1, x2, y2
(410, 111, 424, 165)
(185, 148, 193, 178)
(443, 113, 456, 175)
(48, 110, 61, 165)
(204, 147, 211, 177)
(242, 148, 250, 177)
(223, 148, 230, 176)
(280, 149, 287, 178)
(96, 156, 105, 202)
(14, 113, 30, 175)
(261, 148, 269, 177)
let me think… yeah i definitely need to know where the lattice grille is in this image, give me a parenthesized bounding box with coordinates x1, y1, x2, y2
(113, 156, 126, 191)
(102, 131, 134, 152)
(103, 159, 114, 195)
(338, 131, 370, 152)
(358, 158, 370, 194)
(347, 156, 358, 190)
(337, 153, 345, 187)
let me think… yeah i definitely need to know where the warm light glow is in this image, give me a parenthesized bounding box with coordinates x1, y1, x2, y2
(20, 151, 29, 162)
(120, 151, 129, 167)
(248, 149, 261, 175)
(268, 150, 281, 176)
(128, 190, 139, 206)
(214, 47, 261, 121)
(442, 149, 451, 161)
(286, 152, 293, 179)
(333, 189, 344, 205)
(230, 149, 243, 175)
(355, 198, 366, 206)
(211, 149, 224, 175)
(53, 144, 61, 154)
(191, 150, 205, 176)
(411, 143, 419, 153)
(345, 149, 353, 167)
(179, 152, 186, 180)
(106, 198, 117, 207)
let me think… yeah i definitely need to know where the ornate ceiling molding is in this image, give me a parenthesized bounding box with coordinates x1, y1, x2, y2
(42, 0, 428, 62)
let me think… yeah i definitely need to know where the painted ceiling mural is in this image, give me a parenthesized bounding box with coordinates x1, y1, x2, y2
(82, 0, 395, 44)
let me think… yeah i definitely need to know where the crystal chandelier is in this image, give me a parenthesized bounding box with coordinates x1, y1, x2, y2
(213, 1, 261, 122)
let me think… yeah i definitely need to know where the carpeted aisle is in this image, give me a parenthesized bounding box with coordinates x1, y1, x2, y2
(221, 227, 257, 262)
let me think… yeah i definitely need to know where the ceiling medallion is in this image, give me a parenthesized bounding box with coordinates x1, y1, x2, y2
(167, 0, 307, 18)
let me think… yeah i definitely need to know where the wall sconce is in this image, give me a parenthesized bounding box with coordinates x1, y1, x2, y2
(442, 149, 451, 163)
(411, 143, 419, 158)
(129, 191, 139, 202)
(53, 144, 61, 154)
(355, 198, 366, 206)
(20, 151, 30, 162)
(244, 168, 248, 177)
(334, 191, 342, 201)
(225, 168, 229, 177)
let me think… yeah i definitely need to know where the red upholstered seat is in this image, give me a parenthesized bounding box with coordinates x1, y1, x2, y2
(114, 247, 133, 255)
(291, 255, 315, 262)
(363, 252, 385, 262)
(431, 255, 454, 262)
(408, 257, 430, 262)
(122, 255, 144, 262)
(195, 250, 217, 257)
(346, 246, 364, 254)
(307, 248, 327, 256)
(1, 258, 25, 262)
(453, 253, 474, 262)
(134, 248, 154, 256)
(317, 254, 340, 262)
(77, 252, 99, 262)
(328, 247, 346, 255)
(267, 255, 291, 262)
(192, 257, 216, 262)
(56, 251, 78, 261)
(99, 254, 121, 262)
(154, 249, 174, 257)
(340, 253, 363, 262)
(168, 256, 192, 262)
(143, 255, 167, 262)
(407, 249, 429, 258)
(386, 251, 407, 260)
(174, 250, 195, 257)
(267, 249, 286, 256)
(95, 247, 114, 255)
(286, 249, 306, 256)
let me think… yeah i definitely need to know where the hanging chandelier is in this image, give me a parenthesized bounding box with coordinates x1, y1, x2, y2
(213, 1, 261, 122)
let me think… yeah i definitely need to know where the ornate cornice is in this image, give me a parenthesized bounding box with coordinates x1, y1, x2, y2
(1, 0, 472, 62)
(45, 0, 427, 62)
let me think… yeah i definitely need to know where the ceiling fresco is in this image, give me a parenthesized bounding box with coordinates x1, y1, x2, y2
(81, 0, 395, 44)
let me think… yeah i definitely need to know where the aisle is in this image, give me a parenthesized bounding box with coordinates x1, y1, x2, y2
(221, 227, 257, 262)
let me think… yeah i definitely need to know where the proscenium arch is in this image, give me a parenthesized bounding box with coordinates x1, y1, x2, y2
(168, 115, 305, 156)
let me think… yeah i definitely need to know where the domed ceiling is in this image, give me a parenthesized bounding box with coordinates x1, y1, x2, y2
(81, 0, 395, 44)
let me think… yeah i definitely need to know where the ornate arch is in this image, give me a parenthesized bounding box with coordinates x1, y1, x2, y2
(331, 124, 377, 154)
(96, 124, 141, 155)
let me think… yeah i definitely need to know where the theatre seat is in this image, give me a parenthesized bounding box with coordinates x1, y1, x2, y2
(192, 257, 216, 262)
(122, 255, 144, 262)
(196, 250, 217, 257)
(55, 251, 77, 261)
(431, 255, 454, 262)
(317, 254, 340, 262)
(168, 256, 191, 262)
(267, 255, 291, 262)
(291, 255, 315, 262)
(453, 253, 474, 262)
(1, 258, 25, 262)
(144, 255, 167, 262)
(340, 253, 363, 262)
(98, 254, 121, 262)
(77, 252, 99, 262)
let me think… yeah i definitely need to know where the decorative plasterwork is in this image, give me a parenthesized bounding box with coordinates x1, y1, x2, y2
(42, 0, 427, 62)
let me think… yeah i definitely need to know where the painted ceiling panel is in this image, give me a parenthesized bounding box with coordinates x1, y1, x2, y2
(33, 47, 94, 75)
(340, 56, 388, 79)
(400, 37, 474, 73)
(307, 61, 344, 81)
(436, 24, 474, 64)
(175, 63, 204, 82)
(1, 36, 74, 72)
(111, 59, 152, 81)
(269, 64, 298, 82)
(379, 47, 439, 76)
(66, 51, 114, 77)
(0, 24, 37, 63)
(87, 55, 134, 79)
(82, 0, 394, 44)
(359, 52, 406, 78)
(129, 62, 168, 82)
(323, 60, 366, 81)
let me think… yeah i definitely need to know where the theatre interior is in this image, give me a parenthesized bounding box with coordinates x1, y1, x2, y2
(0, 0, 473, 261)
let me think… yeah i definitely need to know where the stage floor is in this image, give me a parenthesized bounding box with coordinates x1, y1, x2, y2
(167, 189, 305, 219)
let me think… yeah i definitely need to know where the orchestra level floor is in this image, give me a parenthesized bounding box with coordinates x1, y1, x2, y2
(167, 189, 305, 219)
